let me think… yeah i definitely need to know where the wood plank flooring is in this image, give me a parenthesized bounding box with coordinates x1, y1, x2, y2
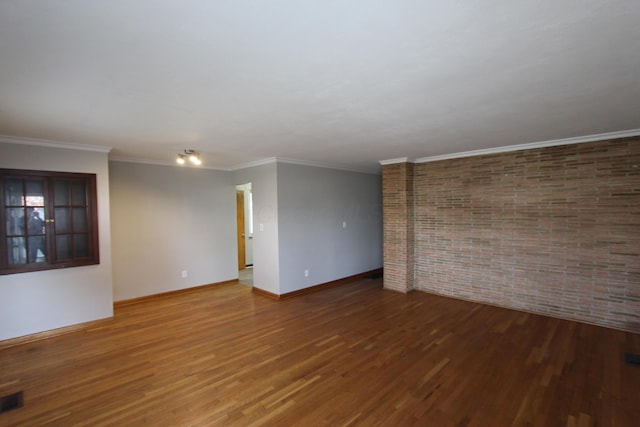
(1, 278, 639, 426)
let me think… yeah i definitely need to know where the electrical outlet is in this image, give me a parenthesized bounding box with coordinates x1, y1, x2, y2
(304, 269, 309, 277)
(181, 270, 188, 278)
(342, 221, 347, 229)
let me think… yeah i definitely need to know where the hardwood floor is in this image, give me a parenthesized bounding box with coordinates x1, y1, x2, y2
(238, 266, 253, 286)
(1, 278, 639, 426)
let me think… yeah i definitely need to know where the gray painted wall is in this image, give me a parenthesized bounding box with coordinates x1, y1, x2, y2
(0, 142, 113, 341)
(276, 163, 382, 294)
(0, 152, 382, 341)
(233, 162, 383, 295)
(109, 161, 237, 301)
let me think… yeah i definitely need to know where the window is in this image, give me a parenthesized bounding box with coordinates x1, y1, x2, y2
(0, 169, 99, 275)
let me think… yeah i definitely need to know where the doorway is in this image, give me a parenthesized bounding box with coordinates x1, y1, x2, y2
(236, 183, 253, 286)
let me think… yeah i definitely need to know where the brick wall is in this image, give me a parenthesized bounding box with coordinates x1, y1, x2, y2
(382, 162, 414, 293)
(383, 137, 640, 331)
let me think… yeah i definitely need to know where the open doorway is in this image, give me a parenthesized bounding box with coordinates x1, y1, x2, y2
(236, 183, 253, 286)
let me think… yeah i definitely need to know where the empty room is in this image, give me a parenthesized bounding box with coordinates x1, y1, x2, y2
(1, 1, 639, 426)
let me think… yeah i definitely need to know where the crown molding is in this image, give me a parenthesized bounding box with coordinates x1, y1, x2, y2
(379, 157, 413, 165)
(108, 155, 230, 171)
(413, 129, 640, 164)
(229, 157, 278, 170)
(231, 157, 380, 174)
(276, 157, 380, 174)
(110, 155, 380, 174)
(0, 134, 112, 153)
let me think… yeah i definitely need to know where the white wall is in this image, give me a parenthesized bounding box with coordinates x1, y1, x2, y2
(109, 161, 237, 301)
(232, 163, 279, 295)
(276, 163, 382, 294)
(0, 142, 114, 340)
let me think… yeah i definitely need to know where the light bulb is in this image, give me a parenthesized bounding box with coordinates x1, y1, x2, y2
(190, 155, 201, 165)
(176, 156, 185, 165)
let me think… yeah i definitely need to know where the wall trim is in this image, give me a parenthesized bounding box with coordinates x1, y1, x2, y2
(251, 286, 280, 300)
(413, 129, 640, 164)
(0, 134, 112, 153)
(252, 268, 383, 300)
(230, 157, 278, 170)
(383, 287, 415, 295)
(379, 157, 413, 165)
(232, 157, 380, 175)
(108, 155, 230, 171)
(110, 155, 380, 175)
(414, 288, 639, 334)
(0, 279, 241, 349)
(275, 157, 380, 175)
(113, 279, 239, 308)
(0, 317, 113, 351)
(0, 135, 378, 174)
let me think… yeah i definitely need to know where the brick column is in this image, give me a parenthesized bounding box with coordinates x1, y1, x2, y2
(382, 161, 414, 293)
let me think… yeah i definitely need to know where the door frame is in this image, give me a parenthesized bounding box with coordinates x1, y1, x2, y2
(236, 189, 246, 270)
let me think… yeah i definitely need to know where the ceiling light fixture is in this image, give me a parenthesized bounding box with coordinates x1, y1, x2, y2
(176, 149, 202, 166)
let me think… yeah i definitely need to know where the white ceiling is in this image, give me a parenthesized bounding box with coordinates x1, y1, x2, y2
(1, 0, 639, 172)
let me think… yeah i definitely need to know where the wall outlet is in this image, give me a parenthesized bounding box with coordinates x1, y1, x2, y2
(342, 221, 347, 229)
(181, 270, 188, 278)
(304, 269, 309, 277)
(259, 223, 264, 232)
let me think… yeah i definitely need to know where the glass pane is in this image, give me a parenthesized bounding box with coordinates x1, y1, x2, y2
(74, 234, 89, 258)
(27, 208, 46, 235)
(6, 208, 26, 235)
(54, 180, 70, 206)
(27, 235, 46, 263)
(73, 208, 88, 232)
(72, 181, 87, 206)
(56, 235, 71, 260)
(7, 237, 26, 265)
(4, 178, 24, 206)
(25, 180, 45, 207)
(55, 208, 71, 233)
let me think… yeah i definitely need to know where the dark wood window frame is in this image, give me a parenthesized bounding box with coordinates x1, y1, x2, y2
(0, 169, 99, 275)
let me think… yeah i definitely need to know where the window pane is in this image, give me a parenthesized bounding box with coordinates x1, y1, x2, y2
(72, 181, 87, 206)
(73, 208, 88, 232)
(27, 209, 46, 235)
(6, 208, 25, 235)
(56, 235, 71, 260)
(55, 208, 71, 233)
(2, 170, 99, 275)
(25, 180, 45, 207)
(74, 234, 89, 258)
(4, 178, 24, 206)
(7, 237, 26, 265)
(27, 235, 46, 263)
(54, 180, 70, 205)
